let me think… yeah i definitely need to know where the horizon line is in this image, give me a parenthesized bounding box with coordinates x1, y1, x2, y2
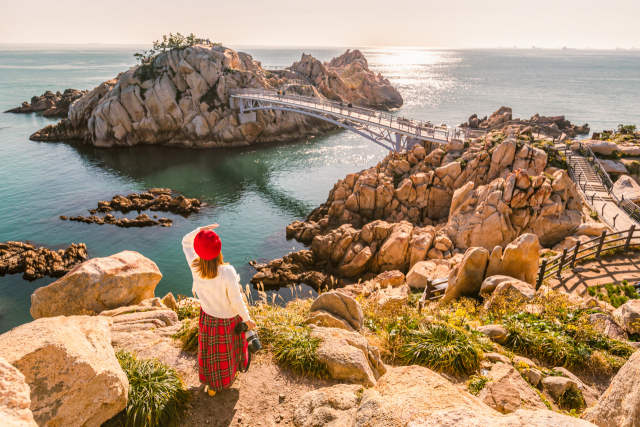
(0, 42, 637, 51)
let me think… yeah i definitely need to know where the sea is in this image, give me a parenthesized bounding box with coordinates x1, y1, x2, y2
(1, 45, 639, 333)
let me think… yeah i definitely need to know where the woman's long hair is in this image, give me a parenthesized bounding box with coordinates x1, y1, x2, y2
(191, 253, 226, 279)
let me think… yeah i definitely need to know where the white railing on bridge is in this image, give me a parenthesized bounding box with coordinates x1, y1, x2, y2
(230, 88, 466, 144)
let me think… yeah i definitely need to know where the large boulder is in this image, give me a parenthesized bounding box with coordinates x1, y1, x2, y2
(368, 284, 411, 310)
(478, 362, 548, 413)
(613, 299, 640, 335)
(582, 350, 640, 427)
(599, 159, 627, 174)
(405, 407, 598, 427)
(484, 234, 541, 286)
(406, 260, 451, 289)
(612, 175, 640, 204)
(354, 365, 497, 425)
(0, 316, 128, 427)
(293, 384, 362, 427)
(484, 279, 536, 309)
(30, 250, 162, 319)
(309, 291, 364, 331)
(582, 139, 618, 156)
(479, 275, 516, 297)
(574, 222, 609, 237)
(442, 247, 489, 303)
(0, 357, 38, 427)
(310, 326, 385, 387)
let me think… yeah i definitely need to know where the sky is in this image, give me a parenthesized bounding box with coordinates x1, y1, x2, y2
(1, 0, 639, 49)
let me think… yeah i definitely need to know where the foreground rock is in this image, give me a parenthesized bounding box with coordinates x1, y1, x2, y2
(613, 299, 640, 335)
(0, 316, 128, 427)
(479, 362, 548, 413)
(310, 326, 385, 387)
(293, 384, 362, 427)
(308, 291, 364, 331)
(582, 350, 640, 427)
(0, 357, 38, 427)
(4, 89, 86, 117)
(101, 296, 179, 332)
(293, 365, 592, 426)
(30, 250, 161, 319)
(0, 241, 87, 281)
(30, 47, 400, 147)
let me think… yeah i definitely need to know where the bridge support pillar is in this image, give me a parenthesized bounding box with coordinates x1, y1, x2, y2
(395, 133, 402, 152)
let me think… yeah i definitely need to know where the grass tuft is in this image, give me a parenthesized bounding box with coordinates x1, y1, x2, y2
(105, 350, 190, 427)
(397, 322, 482, 375)
(467, 374, 490, 395)
(557, 388, 586, 411)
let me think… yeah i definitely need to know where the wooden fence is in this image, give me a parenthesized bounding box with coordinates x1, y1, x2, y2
(418, 225, 639, 310)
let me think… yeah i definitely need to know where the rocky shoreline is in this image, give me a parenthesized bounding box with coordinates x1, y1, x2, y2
(4, 89, 87, 118)
(0, 241, 87, 280)
(28, 47, 402, 148)
(462, 106, 590, 137)
(251, 113, 590, 289)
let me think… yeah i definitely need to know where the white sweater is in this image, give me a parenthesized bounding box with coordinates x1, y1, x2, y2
(182, 228, 251, 322)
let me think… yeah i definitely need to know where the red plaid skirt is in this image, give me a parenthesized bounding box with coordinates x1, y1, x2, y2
(198, 309, 248, 391)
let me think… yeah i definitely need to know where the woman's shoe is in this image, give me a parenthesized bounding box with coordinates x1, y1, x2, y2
(204, 385, 216, 396)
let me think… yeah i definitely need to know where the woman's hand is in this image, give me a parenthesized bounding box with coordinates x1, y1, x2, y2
(245, 320, 256, 330)
(201, 224, 219, 231)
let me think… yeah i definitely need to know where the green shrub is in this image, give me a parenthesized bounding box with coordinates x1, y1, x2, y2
(587, 287, 597, 297)
(398, 322, 482, 375)
(589, 211, 599, 220)
(557, 388, 586, 411)
(106, 350, 190, 427)
(467, 374, 490, 395)
(175, 295, 200, 321)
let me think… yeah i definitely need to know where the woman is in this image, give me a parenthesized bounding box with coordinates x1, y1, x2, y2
(182, 224, 256, 396)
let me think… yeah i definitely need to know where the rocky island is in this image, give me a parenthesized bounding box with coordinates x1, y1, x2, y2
(29, 46, 402, 147)
(4, 89, 87, 118)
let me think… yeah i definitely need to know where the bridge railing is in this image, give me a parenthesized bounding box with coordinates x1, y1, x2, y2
(576, 142, 640, 226)
(231, 88, 465, 143)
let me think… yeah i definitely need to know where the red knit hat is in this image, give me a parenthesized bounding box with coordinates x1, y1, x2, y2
(194, 230, 222, 260)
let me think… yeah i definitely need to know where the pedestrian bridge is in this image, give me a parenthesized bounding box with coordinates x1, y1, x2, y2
(230, 88, 468, 152)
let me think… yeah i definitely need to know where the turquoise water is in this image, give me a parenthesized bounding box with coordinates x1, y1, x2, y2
(1, 45, 639, 333)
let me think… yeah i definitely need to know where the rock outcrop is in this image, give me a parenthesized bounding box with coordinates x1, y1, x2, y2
(613, 299, 640, 335)
(582, 350, 640, 427)
(463, 107, 590, 137)
(30, 250, 162, 319)
(291, 49, 403, 110)
(0, 316, 128, 427)
(307, 291, 364, 331)
(0, 357, 38, 427)
(478, 362, 548, 413)
(293, 384, 362, 427)
(0, 241, 87, 281)
(293, 365, 593, 427)
(30, 47, 401, 147)
(256, 133, 583, 288)
(4, 89, 87, 117)
(310, 325, 385, 387)
(100, 297, 179, 332)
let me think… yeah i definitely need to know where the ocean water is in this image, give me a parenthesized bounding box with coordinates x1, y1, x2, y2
(1, 45, 639, 333)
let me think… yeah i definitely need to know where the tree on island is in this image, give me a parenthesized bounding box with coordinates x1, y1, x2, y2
(134, 33, 222, 63)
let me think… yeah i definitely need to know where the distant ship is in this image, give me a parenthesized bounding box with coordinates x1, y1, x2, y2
(532, 46, 542, 49)
(562, 47, 577, 50)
